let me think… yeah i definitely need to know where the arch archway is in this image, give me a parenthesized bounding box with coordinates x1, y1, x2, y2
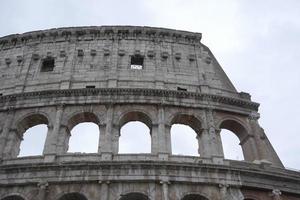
(219, 118, 254, 161)
(120, 192, 149, 200)
(182, 194, 209, 200)
(118, 111, 152, 154)
(67, 112, 100, 153)
(15, 113, 49, 157)
(170, 114, 202, 156)
(58, 193, 88, 200)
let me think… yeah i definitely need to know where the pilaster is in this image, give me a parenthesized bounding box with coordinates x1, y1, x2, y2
(0, 108, 15, 159)
(43, 105, 64, 155)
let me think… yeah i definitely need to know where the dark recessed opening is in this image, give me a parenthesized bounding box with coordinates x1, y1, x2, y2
(177, 87, 187, 91)
(86, 85, 95, 88)
(0, 93, 2, 96)
(130, 55, 144, 69)
(41, 57, 55, 72)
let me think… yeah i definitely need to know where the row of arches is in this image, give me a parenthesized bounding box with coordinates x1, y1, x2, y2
(13, 110, 250, 161)
(0, 192, 259, 200)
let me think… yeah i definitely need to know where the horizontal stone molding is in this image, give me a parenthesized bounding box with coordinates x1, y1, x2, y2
(0, 26, 202, 49)
(0, 155, 299, 195)
(0, 88, 259, 112)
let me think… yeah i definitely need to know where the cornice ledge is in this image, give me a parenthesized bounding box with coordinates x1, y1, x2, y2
(0, 88, 260, 111)
(0, 26, 202, 49)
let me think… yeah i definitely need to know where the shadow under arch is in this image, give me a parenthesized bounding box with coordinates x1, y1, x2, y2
(17, 113, 49, 134)
(1, 195, 26, 200)
(57, 192, 88, 200)
(120, 192, 150, 200)
(170, 114, 202, 134)
(182, 194, 209, 200)
(118, 111, 152, 130)
(218, 118, 254, 161)
(218, 118, 249, 141)
(67, 111, 100, 131)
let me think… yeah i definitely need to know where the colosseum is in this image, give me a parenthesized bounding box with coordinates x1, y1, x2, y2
(0, 26, 299, 200)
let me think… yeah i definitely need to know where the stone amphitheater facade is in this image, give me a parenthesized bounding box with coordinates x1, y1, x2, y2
(0, 26, 299, 200)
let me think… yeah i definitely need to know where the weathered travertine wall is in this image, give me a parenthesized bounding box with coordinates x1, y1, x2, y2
(0, 26, 299, 200)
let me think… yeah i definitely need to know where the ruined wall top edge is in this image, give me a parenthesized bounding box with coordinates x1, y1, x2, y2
(0, 26, 241, 100)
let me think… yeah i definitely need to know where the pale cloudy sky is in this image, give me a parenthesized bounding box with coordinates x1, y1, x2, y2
(1, 0, 299, 169)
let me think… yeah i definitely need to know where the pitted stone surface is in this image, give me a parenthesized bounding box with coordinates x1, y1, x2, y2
(0, 26, 299, 200)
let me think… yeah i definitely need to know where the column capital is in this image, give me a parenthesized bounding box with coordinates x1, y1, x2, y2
(248, 111, 260, 120)
(270, 189, 282, 200)
(271, 189, 282, 196)
(37, 181, 49, 190)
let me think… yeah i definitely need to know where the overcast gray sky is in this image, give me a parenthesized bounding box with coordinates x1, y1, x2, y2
(2, 0, 299, 169)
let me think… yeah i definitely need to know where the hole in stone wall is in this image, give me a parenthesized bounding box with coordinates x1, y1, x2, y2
(177, 87, 187, 91)
(86, 85, 95, 88)
(220, 129, 244, 160)
(41, 57, 55, 72)
(130, 55, 144, 69)
(68, 122, 99, 153)
(18, 124, 48, 157)
(119, 121, 151, 153)
(171, 124, 199, 156)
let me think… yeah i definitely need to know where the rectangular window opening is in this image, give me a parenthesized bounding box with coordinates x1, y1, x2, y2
(177, 87, 187, 91)
(41, 57, 55, 72)
(130, 55, 144, 70)
(86, 85, 96, 88)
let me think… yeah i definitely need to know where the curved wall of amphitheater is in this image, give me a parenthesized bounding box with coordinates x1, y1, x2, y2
(0, 26, 299, 200)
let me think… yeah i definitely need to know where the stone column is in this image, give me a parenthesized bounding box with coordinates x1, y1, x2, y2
(36, 181, 48, 200)
(239, 134, 258, 161)
(100, 105, 115, 160)
(0, 108, 15, 159)
(198, 109, 224, 158)
(151, 123, 159, 154)
(219, 184, 228, 200)
(56, 124, 71, 154)
(98, 124, 106, 153)
(248, 114, 283, 167)
(2, 128, 22, 159)
(43, 105, 64, 156)
(99, 181, 110, 200)
(271, 189, 282, 200)
(155, 107, 171, 159)
(160, 181, 170, 200)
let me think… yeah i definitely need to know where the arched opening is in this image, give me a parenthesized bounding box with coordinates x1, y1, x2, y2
(118, 111, 152, 154)
(68, 122, 99, 153)
(67, 112, 100, 153)
(171, 124, 198, 156)
(220, 129, 244, 160)
(219, 119, 248, 161)
(182, 194, 209, 200)
(120, 192, 149, 200)
(170, 114, 202, 156)
(17, 114, 49, 157)
(1, 195, 25, 200)
(58, 193, 87, 200)
(18, 124, 48, 157)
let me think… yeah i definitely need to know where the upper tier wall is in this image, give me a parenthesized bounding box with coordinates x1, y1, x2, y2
(0, 26, 238, 98)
